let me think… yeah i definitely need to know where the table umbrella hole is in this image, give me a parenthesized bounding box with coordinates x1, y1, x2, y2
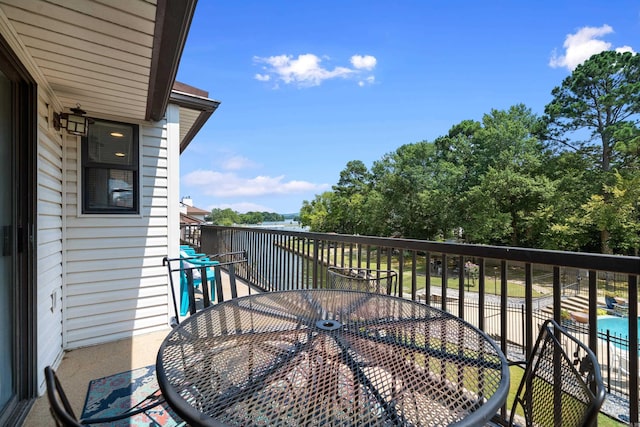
(316, 320, 342, 331)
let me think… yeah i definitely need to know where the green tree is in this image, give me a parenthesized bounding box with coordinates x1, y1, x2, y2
(328, 160, 373, 235)
(371, 142, 450, 239)
(460, 105, 553, 246)
(580, 172, 640, 256)
(238, 211, 264, 224)
(543, 50, 640, 253)
(542, 150, 601, 252)
(300, 191, 336, 232)
(209, 208, 239, 226)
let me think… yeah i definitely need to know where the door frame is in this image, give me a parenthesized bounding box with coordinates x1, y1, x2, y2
(0, 33, 37, 425)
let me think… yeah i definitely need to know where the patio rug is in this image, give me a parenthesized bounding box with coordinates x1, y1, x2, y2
(81, 365, 183, 426)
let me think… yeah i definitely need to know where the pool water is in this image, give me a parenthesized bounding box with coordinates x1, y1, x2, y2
(598, 316, 640, 339)
(598, 316, 640, 354)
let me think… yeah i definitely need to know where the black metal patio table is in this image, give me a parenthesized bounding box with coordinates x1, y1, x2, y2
(156, 289, 510, 426)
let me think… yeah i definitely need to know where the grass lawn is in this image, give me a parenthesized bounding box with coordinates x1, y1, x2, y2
(508, 366, 625, 426)
(398, 273, 545, 298)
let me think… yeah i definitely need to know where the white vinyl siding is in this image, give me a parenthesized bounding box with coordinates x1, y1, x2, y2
(36, 92, 65, 390)
(63, 118, 172, 349)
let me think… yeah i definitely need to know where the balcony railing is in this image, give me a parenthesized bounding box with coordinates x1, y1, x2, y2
(197, 224, 640, 423)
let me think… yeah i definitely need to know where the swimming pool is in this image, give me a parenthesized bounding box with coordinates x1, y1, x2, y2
(598, 316, 640, 351)
(598, 316, 640, 338)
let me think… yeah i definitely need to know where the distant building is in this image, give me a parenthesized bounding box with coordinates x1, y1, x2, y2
(180, 197, 209, 246)
(180, 197, 210, 223)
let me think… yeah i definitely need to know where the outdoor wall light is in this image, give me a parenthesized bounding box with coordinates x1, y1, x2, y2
(54, 104, 89, 137)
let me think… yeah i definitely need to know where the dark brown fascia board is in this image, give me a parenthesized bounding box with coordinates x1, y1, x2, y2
(169, 90, 220, 153)
(146, 0, 198, 122)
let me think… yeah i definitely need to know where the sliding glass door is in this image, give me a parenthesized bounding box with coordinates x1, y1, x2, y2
(0, 68, 12, 413)
(0, 36, 36, 424)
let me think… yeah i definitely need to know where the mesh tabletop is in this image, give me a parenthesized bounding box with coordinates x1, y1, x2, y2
(156, 290, 509, 427)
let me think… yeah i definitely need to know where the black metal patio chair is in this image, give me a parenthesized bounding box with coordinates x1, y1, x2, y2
(491, 319, 605, 427)
(327, 266, 397, 295)
(44, 366, 176, 426)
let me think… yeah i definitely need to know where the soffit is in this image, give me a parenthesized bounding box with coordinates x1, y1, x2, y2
(170, 88, 220, 153)
(0, 0, 195, 123)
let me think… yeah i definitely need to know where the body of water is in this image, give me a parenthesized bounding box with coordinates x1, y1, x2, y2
(244, 220, 309, 232)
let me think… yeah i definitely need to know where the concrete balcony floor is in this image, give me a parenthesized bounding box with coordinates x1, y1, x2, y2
(24, 329, 170, 426)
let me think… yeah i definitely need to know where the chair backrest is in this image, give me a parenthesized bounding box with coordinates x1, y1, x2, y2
(164, 254, 217, 323)
(44, 366, 82, 427)
(327, 266, 397, 295)
(509, 319, 605, 427)
(163, 250, 248, 324)
(208, 250, 249, 302)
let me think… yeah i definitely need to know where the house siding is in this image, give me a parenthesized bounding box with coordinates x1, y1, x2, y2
(36, 92, 65, 390)
(63, 118, 172, 349)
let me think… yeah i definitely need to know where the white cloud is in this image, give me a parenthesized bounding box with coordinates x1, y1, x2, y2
(616, 45, 635, 53)
(358, 76, 376, 87)
(253, 53, 377, 87)
(549, 25, 636, 71)
(351, 55, 377, 70)
(222, 155, 258, 171)
(183, 169, 330, 197)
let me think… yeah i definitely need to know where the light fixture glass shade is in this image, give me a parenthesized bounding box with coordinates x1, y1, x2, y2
(60, 105, 89, 136)
(65, 114, 88, 136)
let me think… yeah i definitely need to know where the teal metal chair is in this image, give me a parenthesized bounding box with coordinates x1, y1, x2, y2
(179, 250, 216, 310)
(164, 253, 218, 321)
(163, 250, 248, 325)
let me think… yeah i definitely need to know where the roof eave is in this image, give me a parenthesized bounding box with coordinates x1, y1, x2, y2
(170, 90, 221, 153)
(146, 0, 198, 122)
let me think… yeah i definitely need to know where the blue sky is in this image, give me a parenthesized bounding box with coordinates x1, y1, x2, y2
(176, 1, 638, 215)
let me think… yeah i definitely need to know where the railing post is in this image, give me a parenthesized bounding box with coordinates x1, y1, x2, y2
(552, 266, 561, 323)
(521, 305, 525, 356)
(312, 239, 319, 289)
(478, 258, 485, 331)
(606, 331, 611, 394)
(525, 263, 533, 360)
(200, 226, 221, 255)
(628, 275, 638, 424)
(441, 254, 448, 312)
(588, 270, 598, 354)
(498, 260, 509, 423)
(458, 255, 465, 319)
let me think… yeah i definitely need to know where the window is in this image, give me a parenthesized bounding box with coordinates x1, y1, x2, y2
(82, 119, 139, 214)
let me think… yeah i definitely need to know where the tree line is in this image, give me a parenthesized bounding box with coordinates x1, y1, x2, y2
(207, 208, 284, 226)
(299, 51, 640, 255)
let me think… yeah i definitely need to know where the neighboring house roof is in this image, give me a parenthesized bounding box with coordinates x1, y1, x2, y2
(0, 0, 218, 149)
(180, 212, 205, 225)
(187, 205, 210, 216)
